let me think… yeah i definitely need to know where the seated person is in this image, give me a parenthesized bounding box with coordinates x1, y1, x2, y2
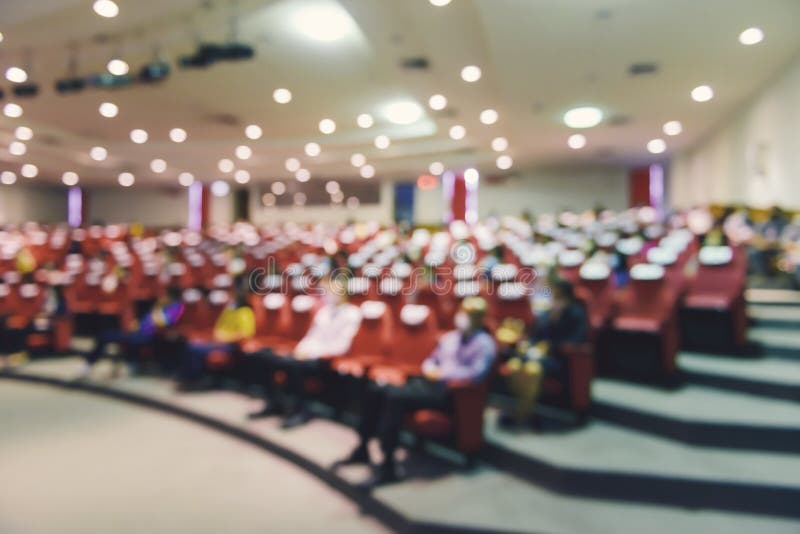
(82, 285, 184, 378)
(249, 276, 362, 429)
(336, 296, 495, 487)
(178, 287, 254, 388)
(503, 278, 589, 428)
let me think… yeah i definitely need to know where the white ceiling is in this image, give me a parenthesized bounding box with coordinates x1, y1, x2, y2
(1, 0, 800, 187)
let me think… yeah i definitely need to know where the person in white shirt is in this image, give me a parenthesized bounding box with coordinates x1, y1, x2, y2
(249, 276, 362, 429)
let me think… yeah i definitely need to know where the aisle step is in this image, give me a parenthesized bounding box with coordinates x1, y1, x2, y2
(748, 304, 800, 328)
(747, 289, 800, 307)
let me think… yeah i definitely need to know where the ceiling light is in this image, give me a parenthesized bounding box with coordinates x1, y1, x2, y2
(480, 109, 498, 125)
(347, 196, 360, 209)
(296, 168, 310, 182)
(430, 0, 452, 6)
(3, 103, 22, 118)
(563, 106, 603, 129)
(357, 113, 374, 128)
(150, 158, 167, 173)
(218, 158, 234, 173)
(93, 0, 119, 18)
(273, 88, 292, 104)
(285, 157, 301, 172)
(319, 119, 336, 134)
(294, 192, 307, 206)
(360, 165, 375, 179)
(21, 164, 38, 178)
(350, 153, 366, 167)
(496, 155, 513, 170)
(0, 32, 4, 44)
(464, 168, 479, 185)
(292, 4, 355, 42)
(739, 27, 764, 46)
(1, 171, 16, 185)
(235, 145, 252, 160)
(235, 169, 251, 184)
(99, 102, 118, 118)
(62, 171, 79, 186)
(178, 172, 195, 187)
(449, 125, 466, 140)
(384, 101, 423, 125)
(491, 137, 508, 152)
(461, 65, 482, 83)
(271, 181, 286, 195)
(304, 142, 321, 157)
(263, 193, 276, 207)
(647, 139, 667, 154)
(325, 180, 340, 194)
(567, 134, 587, 149)
(429, 161, 444, 175)
(107, 59, 129, 76)
(663, 121, 683, 136)
(118, 172, 135, 187)
(211, 180, 230, 197)
(5, 67, 27, 84)
(8, 141, 26, 156)
(130, 129, 148, 143)
(245, 124, 262, 140)
(331, 191, 344, 204)
(428, 94, 447, 111)
(14, 126, 33, 141)
(170, 128, 187, 143)
(90, 146, 108, 161)
(691, 85, 714, 102)
(374, 135, 391, 149)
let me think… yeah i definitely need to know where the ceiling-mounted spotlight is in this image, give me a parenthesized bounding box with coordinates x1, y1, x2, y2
(139, 61, 170, 83)
(12, 83, 39, 98)
(89, 72, 134, 88)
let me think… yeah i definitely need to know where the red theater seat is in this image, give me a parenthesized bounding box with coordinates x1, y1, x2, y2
(368, 304, 439, 385)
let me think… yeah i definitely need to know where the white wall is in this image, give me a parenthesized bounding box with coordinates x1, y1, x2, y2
(87, 187, 188, 226)
(672, 53, 800, 209)
(0, 184, 67, 224)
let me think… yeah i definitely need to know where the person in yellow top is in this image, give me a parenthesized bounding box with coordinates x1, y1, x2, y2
(178, 287, 255, 388)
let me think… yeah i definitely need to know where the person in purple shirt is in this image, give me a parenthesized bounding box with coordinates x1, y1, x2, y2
(335, 296, 496, 487)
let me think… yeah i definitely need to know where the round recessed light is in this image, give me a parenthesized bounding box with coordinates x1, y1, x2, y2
(461, 65, 482, 83)
(130, 129, 148, 144)
(263, 193, 276, 207)
(211, 180, 230, 197)
(169, 128, 187, 143)
(430, 0, 452, 6)
(496, 155, 513, 170)
(647, 138, 667, 154)
(357, 113, 374, 128)
(218, 158, 234, 173)
(150, 158, 167, 173)
(118, 172, 135, 187)
(5, 67, 27, 84)
(325, 180, 340, 194)
(271, 181, 287, 195)
(304, 142, 321, 157)
(178, 172, 195, 187)
(14, 126, 33, 141)
(245, 124, 263, 140)
(234, 169, 251, 184)
(3, 103, 23, 118)
(273, 88, 292, 104)
(90, 146, 108, 161)
(691, 85, 714, 102)
(319, 118, 336, 134)
(235, 145, 252, 160)
(464, 168, 480, 185)
(449, 125, 466, 140)
(93, 0, 119, 18)
(428, 94, 447, 111)
(99, 102, 118, 118)
(331, 191, 344, 204)
(491, 137, 508, 152)
(295, 168, 311, 182)
(739, 27, 764, 46)
(292, 4, 355, 42)
(480, 109, 499, 125)
(429, 161, 444, 175)
(285, 158, 301, 172)
(350, 153, 366, 167)
(374, 135, 391, 150)
(0, 32, 4, 44)
(563, 106, 603, 129)
(1, 171, 17, 185)
(567, 134, 587, 149)
(384, 101, 423, 125)
(663, 121, 683, 136)
(107, 58, 129, 76)
(8, 141, 26, 156)
(21, 164, 38, 178)
(62, 171, 79, 186)
(360, 164, 375, 179)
